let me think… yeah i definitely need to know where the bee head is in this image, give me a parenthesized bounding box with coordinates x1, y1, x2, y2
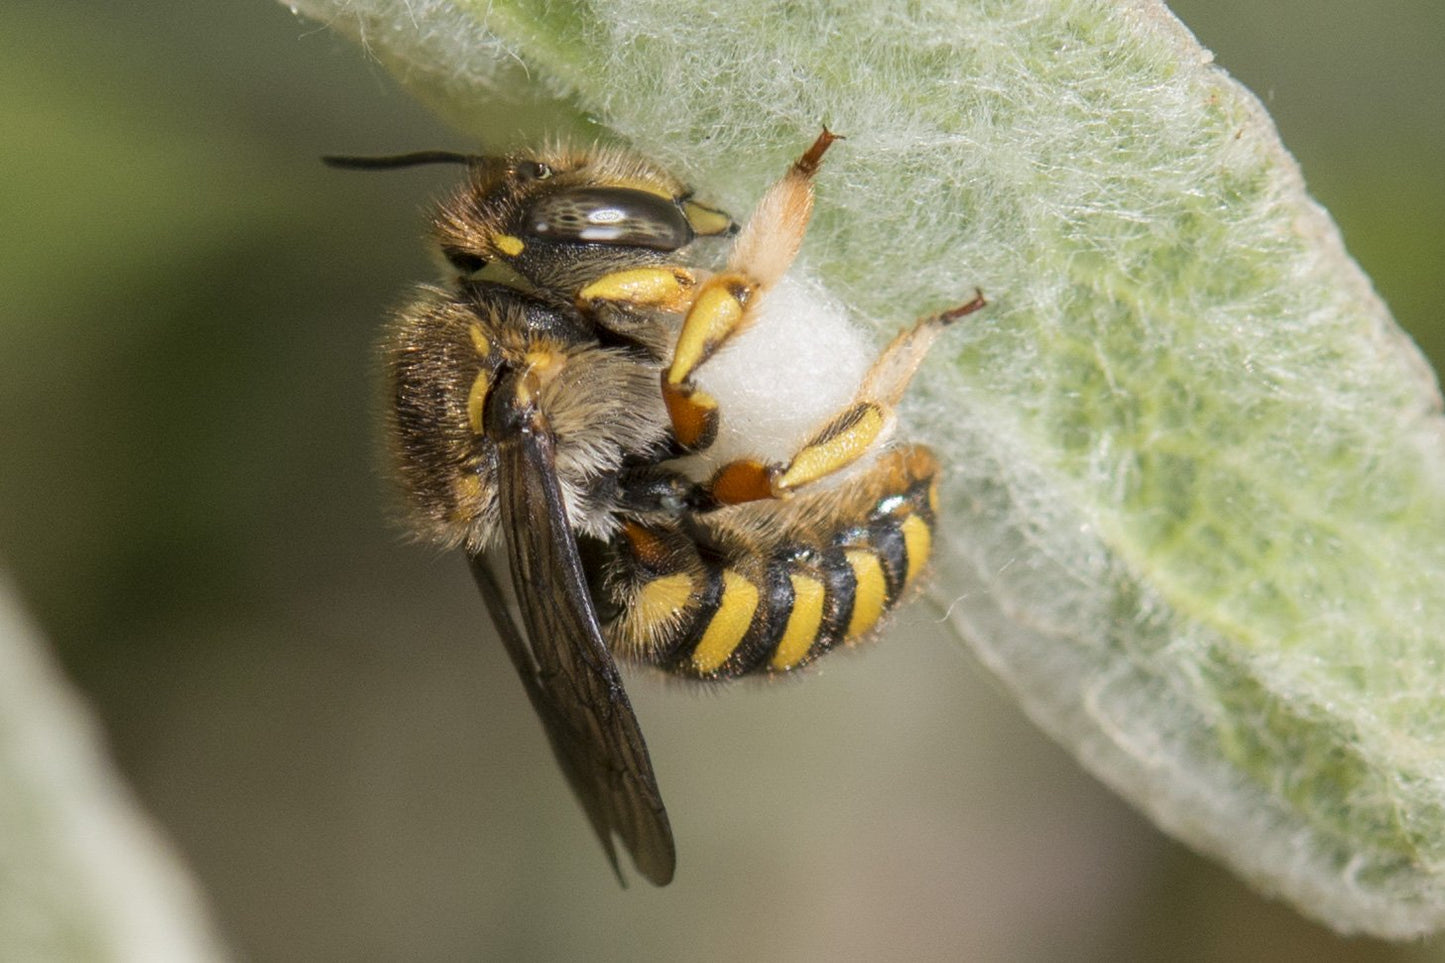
(432, 146, 737, 294)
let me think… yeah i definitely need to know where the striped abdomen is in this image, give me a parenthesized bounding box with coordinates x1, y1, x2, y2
(603, 446, 939, 679)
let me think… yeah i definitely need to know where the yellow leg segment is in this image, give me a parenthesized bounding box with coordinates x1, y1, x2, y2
(577, 266, 698, 314)
(661, 129, 839, 451)
(666, 275, 749, 384)
(775, 402, 887, 492)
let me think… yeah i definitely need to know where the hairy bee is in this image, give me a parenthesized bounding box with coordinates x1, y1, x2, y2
(326, 132, 984, 886)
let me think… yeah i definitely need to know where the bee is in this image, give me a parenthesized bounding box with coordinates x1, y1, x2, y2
(325, 131, 985, 886)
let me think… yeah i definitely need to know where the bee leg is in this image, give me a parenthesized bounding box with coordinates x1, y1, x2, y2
(705, 291, 987, 506)
(576, 266, 700, 317)
(661, 128, 841, 452)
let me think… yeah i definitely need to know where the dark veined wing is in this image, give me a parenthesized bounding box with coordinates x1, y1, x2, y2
(468, 369, 675, 886)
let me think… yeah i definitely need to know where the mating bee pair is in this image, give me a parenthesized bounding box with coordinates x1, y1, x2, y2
(328, 131, 984, 885)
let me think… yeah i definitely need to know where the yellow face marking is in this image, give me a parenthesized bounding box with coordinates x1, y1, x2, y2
(900, 514, 932, 588)
(927, 479, 940, 516)
(778, 403, 886, 491)
(578, 267, 696, 311)
(468, 323, 491, 357)
(494, 234, 525, 257)
(844, 550, 887, 640)
(466, 369, 492, 434)
(668, 277, 746, 385)
(771, 574, 825, 671)
(691, 570, 759, 674)
(635, 573, 696, 631)
(682, 200, 734, 237)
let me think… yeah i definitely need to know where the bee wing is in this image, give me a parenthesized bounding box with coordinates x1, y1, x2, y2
(468, 396, 675, 887)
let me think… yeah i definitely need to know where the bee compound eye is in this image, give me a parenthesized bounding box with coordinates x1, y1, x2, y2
(523, 187, 693, 251)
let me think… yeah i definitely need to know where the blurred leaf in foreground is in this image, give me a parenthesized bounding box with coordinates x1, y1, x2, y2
(0, 576, 228, 961)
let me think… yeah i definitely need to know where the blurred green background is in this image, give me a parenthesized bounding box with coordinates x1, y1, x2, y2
(1, 1, 1441, 960)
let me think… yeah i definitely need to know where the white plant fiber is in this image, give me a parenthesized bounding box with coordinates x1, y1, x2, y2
(687, 273, 873, 474)
(287, 0, 1445, 937)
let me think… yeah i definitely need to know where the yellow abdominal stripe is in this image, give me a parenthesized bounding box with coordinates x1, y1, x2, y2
(691, 570, 758, 674)
(635, 573, 696, 632)
(844, 550, 887, 639)
(771, 574, 825, 671)
(900, 514, 932, 587)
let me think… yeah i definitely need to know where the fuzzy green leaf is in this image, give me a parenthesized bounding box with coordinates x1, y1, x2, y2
(287, 0, 1445, 936)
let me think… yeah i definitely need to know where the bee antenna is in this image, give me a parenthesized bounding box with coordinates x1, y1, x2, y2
(321, 150, 483, 171)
